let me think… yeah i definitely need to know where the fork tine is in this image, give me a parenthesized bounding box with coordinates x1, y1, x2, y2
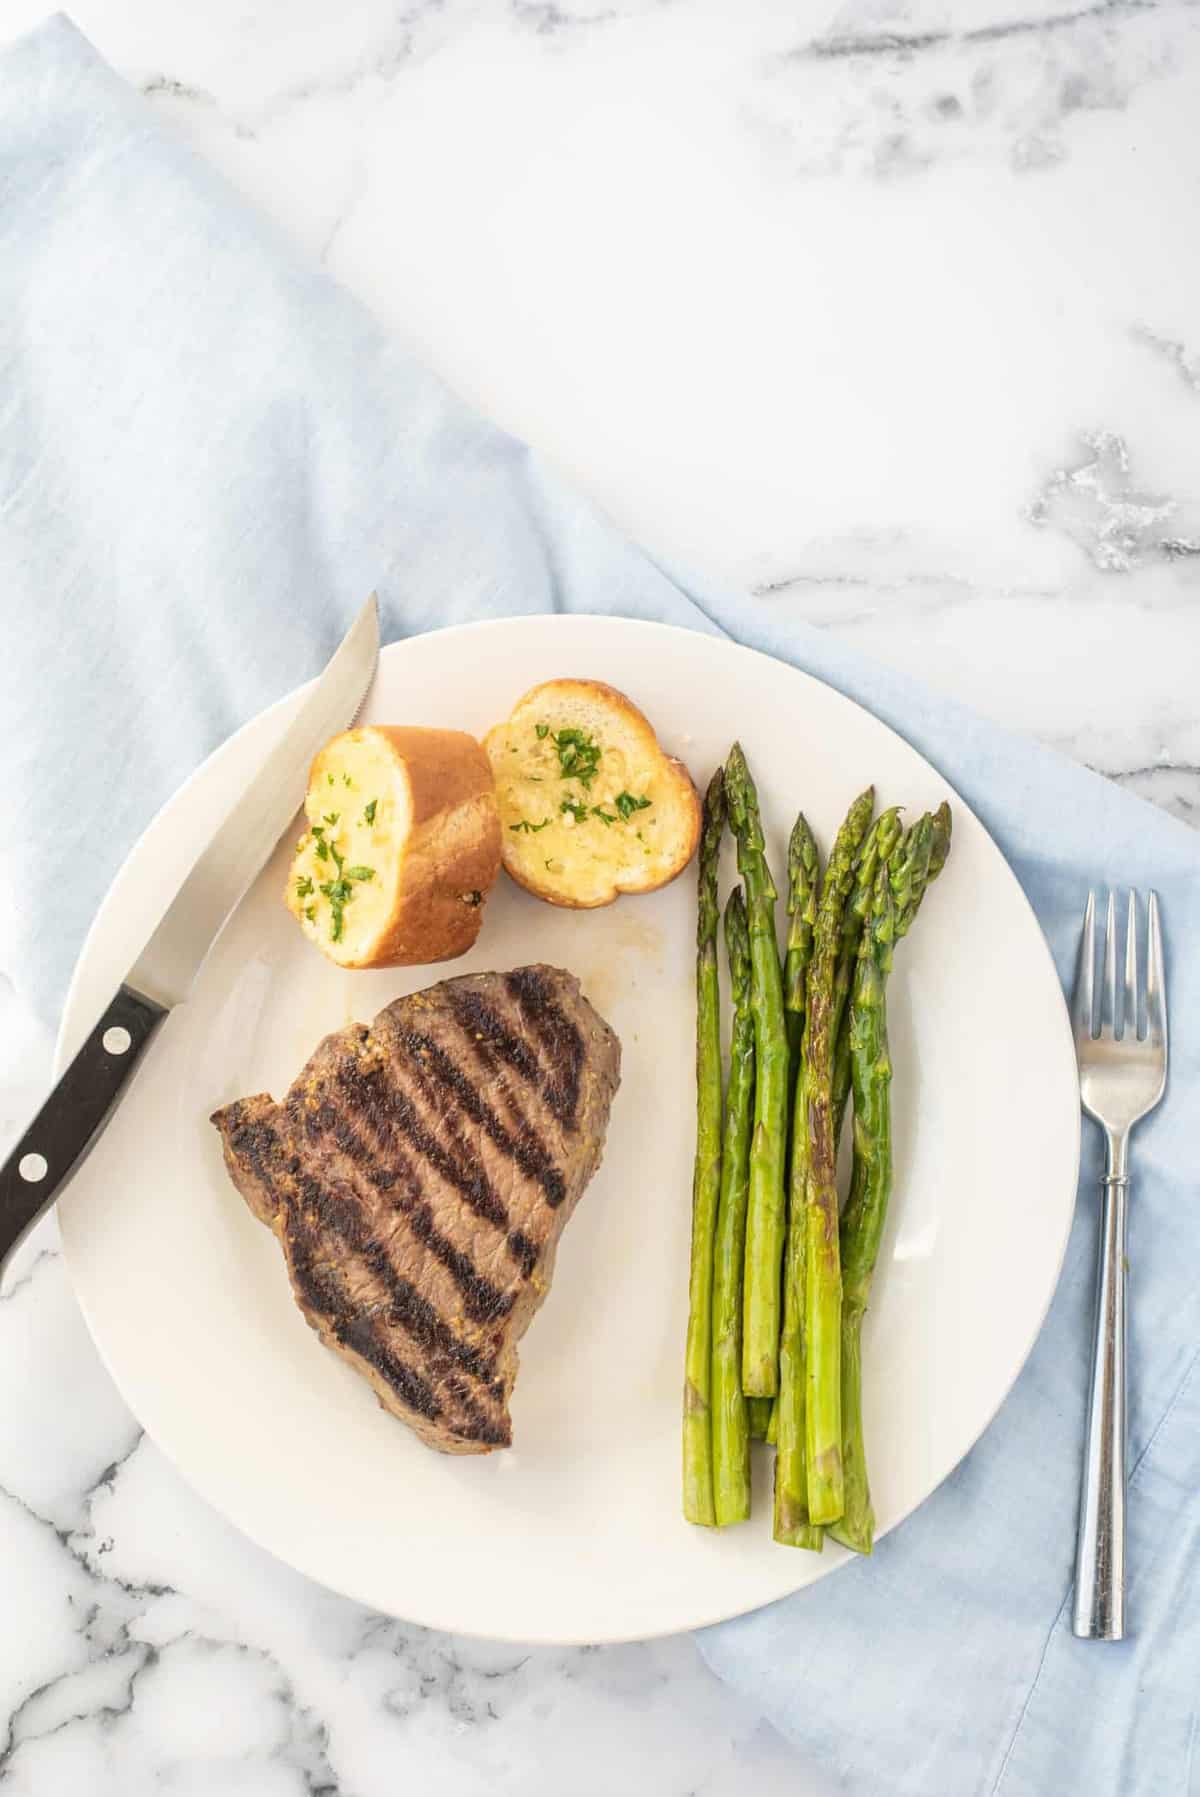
(1072, 890, 1096, 1041)
(1100, 891, 1117, 1037)
(1123, 890, 1138, 1040)
(1146, 891, 1167, 1049)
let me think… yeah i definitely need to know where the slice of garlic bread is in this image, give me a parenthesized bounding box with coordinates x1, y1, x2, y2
(287, 726, 500, 967)
(482, 680, 701, 908)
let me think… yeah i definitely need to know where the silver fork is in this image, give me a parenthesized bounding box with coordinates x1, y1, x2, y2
(1071, 890, 1167, 1641)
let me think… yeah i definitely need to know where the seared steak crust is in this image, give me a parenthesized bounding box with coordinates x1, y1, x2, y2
(212, 966, 620, 1453)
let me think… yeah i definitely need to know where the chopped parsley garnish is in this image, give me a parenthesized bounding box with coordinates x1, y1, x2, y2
(551, 727, 601, 788)
(342, 773, 352, 787)
(616, 791, 652, 821)
(535, 723, 550, 739)
(560, 797, 589, 823)
(592, 806, 616, 826)
(310, 823, 324, 837)
(323, 812, 339, 825)
(363, 798, 377, 826)
(319, 876, 353, 943)
(510, 818, 551, 834)
(327, 773, 335, 785)
(303, 857, 373, 942)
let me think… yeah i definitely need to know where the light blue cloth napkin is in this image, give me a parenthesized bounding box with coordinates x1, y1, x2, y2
(3, 19, 1198, 1795)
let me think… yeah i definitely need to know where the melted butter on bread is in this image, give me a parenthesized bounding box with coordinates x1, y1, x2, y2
(483, 680, 701, 909)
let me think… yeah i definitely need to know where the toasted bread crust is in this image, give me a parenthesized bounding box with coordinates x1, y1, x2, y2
(356, 727, 501, 966)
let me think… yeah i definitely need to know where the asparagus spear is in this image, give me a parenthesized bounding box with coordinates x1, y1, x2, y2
(769, 802, 876, 1490)
(725, 745, 790, 1398)
(892, 802, 950, 938)
(683, 768, 725, 1526)
(887, 801, 950, 941)
(774, 1036, 824, 1548)
(827, 862, 895, 1555)
(831, 808, 953, 1554)
(774, 810, 824, 1549)
(889, 813, 934, 937)
(825, 809, 901, 1132)
(711, 886, 755, 1525)
(833, 809, 903, 1046)
(831, 804, 948, 1141)
(803, 786, 875, 1525)
(784, 813, 820, 1066)
(926, 800, 953, 887)
(747, 1397, 774, 1441)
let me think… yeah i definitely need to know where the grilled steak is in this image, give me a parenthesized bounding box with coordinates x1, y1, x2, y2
(211, 965, 620, 1453)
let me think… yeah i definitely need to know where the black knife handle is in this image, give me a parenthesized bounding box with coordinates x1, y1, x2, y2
(0, 985, 166, 1285)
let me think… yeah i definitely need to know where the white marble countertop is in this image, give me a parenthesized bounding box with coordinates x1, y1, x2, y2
(2, 0, 1199, 1790)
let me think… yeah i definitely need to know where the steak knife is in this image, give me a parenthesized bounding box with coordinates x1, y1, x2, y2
(0, 594, 380, 1284)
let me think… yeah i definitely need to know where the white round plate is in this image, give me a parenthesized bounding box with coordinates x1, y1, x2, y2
(58, 616, 1079, 1644)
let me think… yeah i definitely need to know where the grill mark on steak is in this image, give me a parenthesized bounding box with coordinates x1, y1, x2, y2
(442, 995, 579, 1201)
(437, 1376, 510, 1448)
(280, 1161, 505, 1434)
(335, 1053, 511, 1234)
(228, 1113, 276, 1171)
(225, 1107, 286, 1220)
(407, 1195, 517, 1323)
(507, 1231, 538, 1277)
(281, 1200, 443, 1425)
(309, 1180, 502, 1391)
(448, 985, 552, 1103)
(334, 1313, 440, 1422)
(301, 1102, 515, 1325)
(389, 1023, 566, 1208)
(337, 1045, 542, 1279)
(504, 968, 585, 1138)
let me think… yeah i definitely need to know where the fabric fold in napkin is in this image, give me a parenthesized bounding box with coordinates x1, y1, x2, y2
(3, 18, 1198, 1796)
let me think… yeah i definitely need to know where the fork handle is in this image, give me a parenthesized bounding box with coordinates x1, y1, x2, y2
(1073, 1138, 1128, 1640)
